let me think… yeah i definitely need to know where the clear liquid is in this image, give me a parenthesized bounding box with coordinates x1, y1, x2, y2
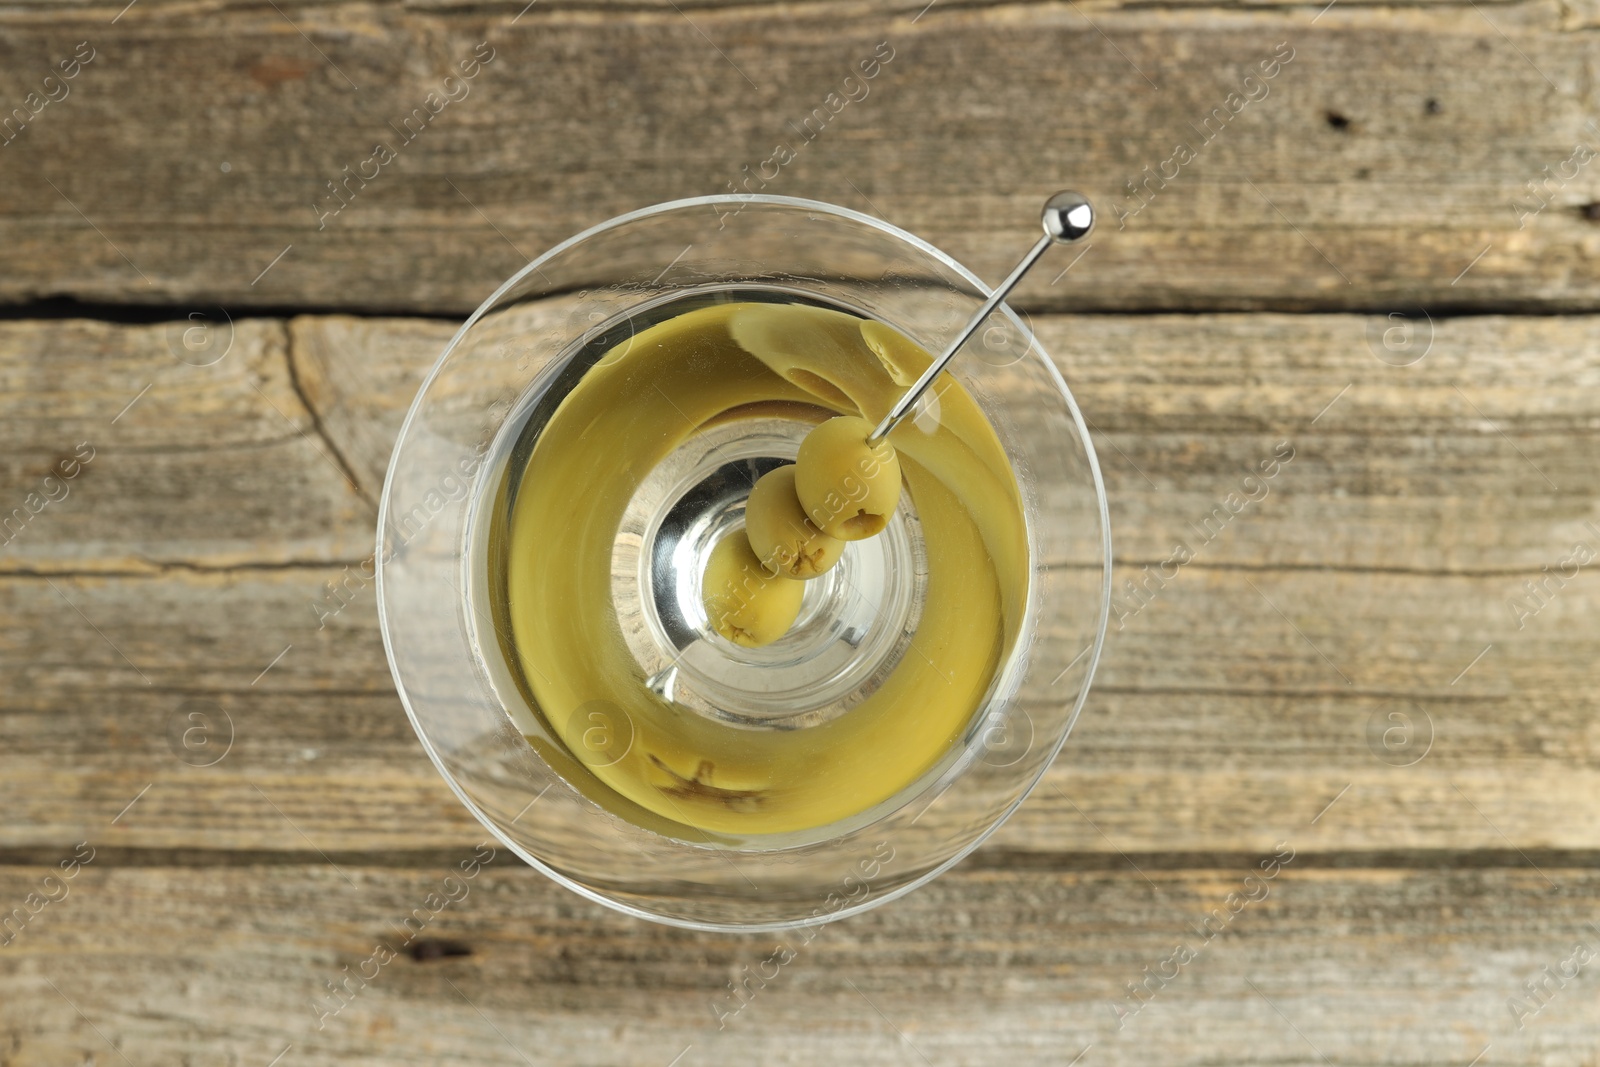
(469, 288, 1024, 839)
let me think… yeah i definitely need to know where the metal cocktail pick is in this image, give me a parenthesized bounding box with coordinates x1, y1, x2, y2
(866, 191, 1095, 444)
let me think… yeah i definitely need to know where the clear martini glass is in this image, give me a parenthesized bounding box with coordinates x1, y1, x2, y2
(376, 195, 1111, 931)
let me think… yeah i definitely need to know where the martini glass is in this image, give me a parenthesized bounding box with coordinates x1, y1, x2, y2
(376, 195, 1111, 931)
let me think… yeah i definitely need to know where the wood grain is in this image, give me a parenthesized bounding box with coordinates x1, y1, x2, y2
(0, 311, 1594, 860)
(0, 2, 1596, 312)
(4, 556, 1595, 855)
(0, 316, 374, 570)
(4, 312, 1592, 573)
(1, 2, 1592, 1062)
(0, 861, 1594, 1065)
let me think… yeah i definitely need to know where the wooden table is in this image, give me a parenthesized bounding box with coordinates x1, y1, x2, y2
(2, 1, 1596, 1063)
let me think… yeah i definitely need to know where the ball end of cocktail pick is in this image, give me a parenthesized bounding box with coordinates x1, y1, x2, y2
(867, 189, 1097, 444)
(1042, 191, 1094, 243)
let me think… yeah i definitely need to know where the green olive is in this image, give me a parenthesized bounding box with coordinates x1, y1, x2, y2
(794, 415, 902, 541)
(743, 466, 845, 580)
(700, 532, 804, 647)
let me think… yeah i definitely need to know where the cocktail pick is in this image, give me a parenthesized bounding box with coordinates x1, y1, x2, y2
(866, 191, 1094, 444)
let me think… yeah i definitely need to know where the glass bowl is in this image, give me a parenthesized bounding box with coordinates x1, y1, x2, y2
(375, 194, 1111, 931)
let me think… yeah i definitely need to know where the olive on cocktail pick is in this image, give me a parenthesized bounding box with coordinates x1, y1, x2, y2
(716, 191, 1095, 646)
(701, 532, 804, 648)
(783, 192, 1095, 549)
(793, 416, 902, 542)
(744, 465, 844, 580)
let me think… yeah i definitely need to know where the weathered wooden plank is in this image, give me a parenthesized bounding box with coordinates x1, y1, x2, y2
(3, 312, 1594, 574)
(0, 0, 1484, 13)
(0, 3, 1595, 311)
(2, 552, 1594, 854)
(0, 862, 1593, 1065)
(1045, 310, 1600, 574)
(0, 317, 373, 570)
(1, 309, 1593, 854)
(286, 314, 453, 500)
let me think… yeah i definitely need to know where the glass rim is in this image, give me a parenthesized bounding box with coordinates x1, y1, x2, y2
(374, 193, 1115, 932)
